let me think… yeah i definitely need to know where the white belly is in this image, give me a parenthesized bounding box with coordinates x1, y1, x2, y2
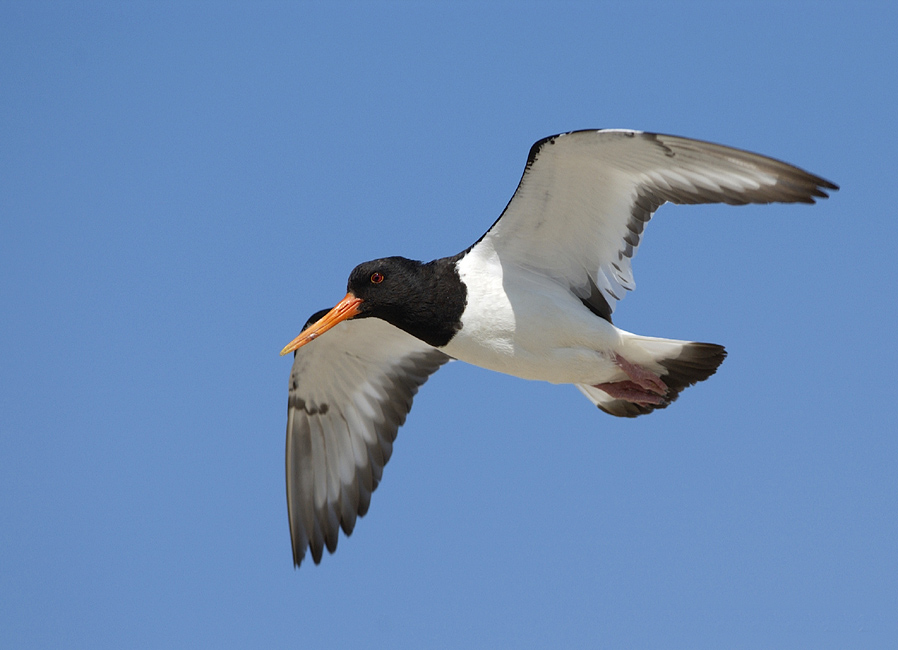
(441, 249, 624, 385)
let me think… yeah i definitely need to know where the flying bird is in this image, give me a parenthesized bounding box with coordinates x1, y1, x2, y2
(280, 129, 837, 567)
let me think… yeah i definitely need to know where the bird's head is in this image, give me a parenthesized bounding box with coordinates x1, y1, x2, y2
(280, 256, 425, 355)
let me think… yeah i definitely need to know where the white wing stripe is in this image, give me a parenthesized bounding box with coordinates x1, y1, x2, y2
(478, 130, 836, 319)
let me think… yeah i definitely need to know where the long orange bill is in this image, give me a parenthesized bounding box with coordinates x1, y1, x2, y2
(279, 293, 364, 356)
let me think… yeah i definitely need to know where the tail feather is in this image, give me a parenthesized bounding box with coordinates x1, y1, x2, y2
(658, 342, 728, 398)
(577, 340, 727, 418)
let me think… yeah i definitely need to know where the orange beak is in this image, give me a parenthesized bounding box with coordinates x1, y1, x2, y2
(279, 293, 364, 356)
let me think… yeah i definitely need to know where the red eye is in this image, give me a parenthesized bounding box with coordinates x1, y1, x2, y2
(370, 272, 384, 284)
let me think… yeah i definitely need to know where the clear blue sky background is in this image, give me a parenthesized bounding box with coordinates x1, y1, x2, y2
(2, 2, 896, 647)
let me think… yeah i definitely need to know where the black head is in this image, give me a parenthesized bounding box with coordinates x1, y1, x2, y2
(346, 255, 466, 347)
(280, 255, 466, 355)
(346, 256, 428, 318)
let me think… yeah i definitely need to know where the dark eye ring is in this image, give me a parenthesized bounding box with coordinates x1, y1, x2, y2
(370, 272, 384, 284)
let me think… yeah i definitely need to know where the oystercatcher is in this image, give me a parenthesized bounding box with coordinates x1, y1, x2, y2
(280, 129, 837, 566)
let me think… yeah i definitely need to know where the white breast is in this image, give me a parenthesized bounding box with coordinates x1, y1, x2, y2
(441, 242, 623, 385)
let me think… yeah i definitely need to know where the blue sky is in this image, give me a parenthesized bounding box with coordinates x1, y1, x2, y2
(2, 2, 896, 647)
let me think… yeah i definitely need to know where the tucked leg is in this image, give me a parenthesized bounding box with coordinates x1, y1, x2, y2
(593, 353, 668, 405)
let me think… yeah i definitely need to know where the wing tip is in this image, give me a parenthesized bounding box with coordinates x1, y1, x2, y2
(813, 178, 840, 199)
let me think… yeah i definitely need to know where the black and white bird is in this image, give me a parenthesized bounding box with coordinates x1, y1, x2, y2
(280, 129, 837, 567)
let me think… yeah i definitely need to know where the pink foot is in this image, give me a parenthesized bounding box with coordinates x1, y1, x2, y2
(593, 354, 668, 404)
(612, 353, 667, 394)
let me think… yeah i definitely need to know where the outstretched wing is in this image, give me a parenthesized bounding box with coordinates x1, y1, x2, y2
(286, 313, 449, 566)
(478, 129, 837, 321)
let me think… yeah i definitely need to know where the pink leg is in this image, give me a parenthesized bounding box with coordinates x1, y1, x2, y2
(593, 353, 668, 404)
